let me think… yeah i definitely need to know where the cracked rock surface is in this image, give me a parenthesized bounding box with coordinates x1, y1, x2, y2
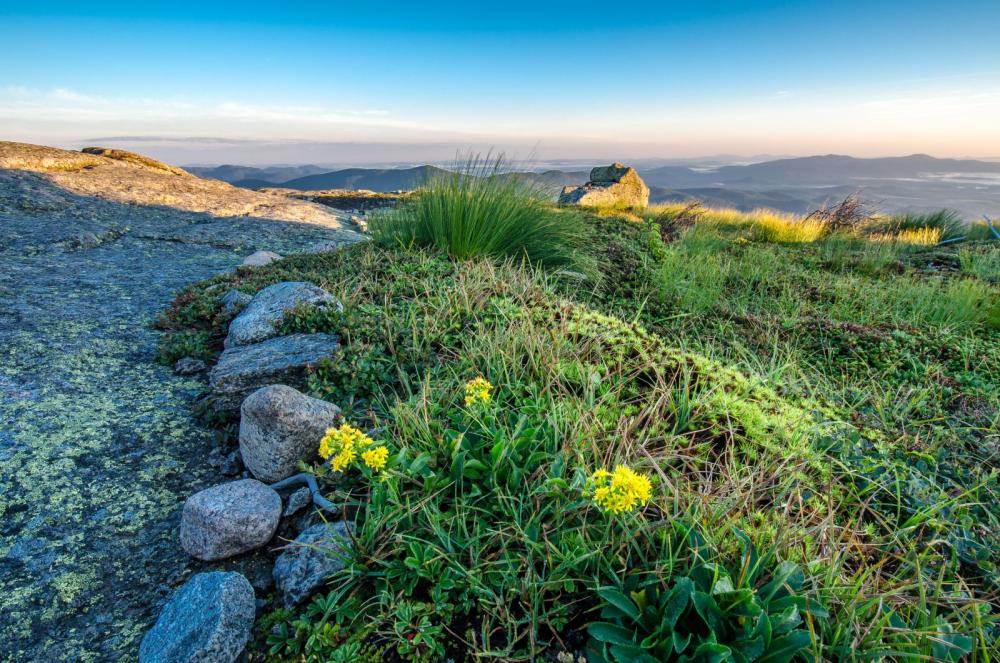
(0, 141, 361, 661)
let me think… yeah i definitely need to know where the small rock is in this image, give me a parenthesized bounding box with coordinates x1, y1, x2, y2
(221, 289, 253, 316)
(273, 521, 353, 608)
(180, 480, 281, 561)
(173, 357, 207, 375)
(209, 333, 341, 411)
(239, 385, 341, 482)
(349, 215, 368, 232)
(284, 487, 312, 517)
(241, 250, 282, 267)
(558, 163, 649, 208)
(220, 450, 242, 477)
(306, 240, 343, 253)
(224, 282, 341, 348)
(139, 571, 254, 663)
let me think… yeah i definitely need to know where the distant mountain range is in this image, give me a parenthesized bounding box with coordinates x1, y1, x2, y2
(188, 154, 1000, 217)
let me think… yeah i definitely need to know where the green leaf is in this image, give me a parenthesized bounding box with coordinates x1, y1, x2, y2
(733, 635, 765, 660)
(673, 630, 693, 654)
(932, 620, 973, 662)
(759, 561, 803, 603)
(757, 631, 812, 663)
(692, 591, 725, 635)
(598, 587, 641, 621)
(770, 606, 801, 636)
(752, 611, 772, 647)
(770, 595, 828, 619)
(690, 641, 733, 663)
(610, 644, 660, 663)
(588, 622, 637, 647)
(662, 577, 694, 628)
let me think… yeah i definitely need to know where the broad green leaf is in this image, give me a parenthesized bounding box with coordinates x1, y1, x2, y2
(690, 640, 733, 663)
(757, 631, 812, 663)
(673, 630, 693, 654)
(610, 644, 660, 663)
(662, 577, 694, 628)
(770, 606, 801, 636)
(733, 635, 765, 660)
(597, 588, 641, 621)
(932, 620, 973, 662)
(588, 622, 637, 647)
(692, 591, 725, 635)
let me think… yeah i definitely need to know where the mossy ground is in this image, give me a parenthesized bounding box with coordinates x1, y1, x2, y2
(160, 205, 999, 661)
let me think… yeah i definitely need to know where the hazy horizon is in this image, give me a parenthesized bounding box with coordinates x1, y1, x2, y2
(3, 1, 1000, 164)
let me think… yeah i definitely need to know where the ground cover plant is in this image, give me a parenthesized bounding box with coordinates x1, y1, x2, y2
(159, 186, 999, 661)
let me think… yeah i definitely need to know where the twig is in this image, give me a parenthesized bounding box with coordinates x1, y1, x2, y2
(269, 472, 338, 513)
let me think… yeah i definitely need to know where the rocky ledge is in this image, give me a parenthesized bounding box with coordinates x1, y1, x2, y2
(0, 142, 362, 661)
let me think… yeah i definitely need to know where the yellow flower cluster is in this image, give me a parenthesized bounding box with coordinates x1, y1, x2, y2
(589, 465, 653, 514)
(464, 377, 493, 407)
(318, 423, 388, 473)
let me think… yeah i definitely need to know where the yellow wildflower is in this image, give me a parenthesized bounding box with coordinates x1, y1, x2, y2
(588, 464, 652, 514)
(464, 377, 493, 407)
(330, 447, 355, 472)
(361, 446, 389, 472)
(318, 423, 376, 472)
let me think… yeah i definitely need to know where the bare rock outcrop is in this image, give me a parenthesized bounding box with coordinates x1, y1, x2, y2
(558, 163, 650, 208)
(0, 141, 359, 232)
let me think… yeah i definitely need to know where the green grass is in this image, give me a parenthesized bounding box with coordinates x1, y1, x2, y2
(159, 199, 1000, 662)
(370, 154, 592, 272)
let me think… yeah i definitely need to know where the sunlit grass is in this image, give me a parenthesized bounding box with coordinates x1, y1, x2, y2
(370, 153, 592, 271)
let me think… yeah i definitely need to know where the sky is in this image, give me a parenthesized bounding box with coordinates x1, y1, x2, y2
(2, 0, 1000, 165)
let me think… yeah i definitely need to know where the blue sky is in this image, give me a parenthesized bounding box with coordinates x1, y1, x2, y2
(2, 1, 999, 163)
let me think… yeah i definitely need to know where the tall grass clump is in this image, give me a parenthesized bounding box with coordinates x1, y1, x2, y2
(868, 209, 965, 242)
(370, 153, 590, 270)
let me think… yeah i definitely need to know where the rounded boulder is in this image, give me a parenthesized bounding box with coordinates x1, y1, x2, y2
(139, 571, 255, 663)
(180, 479, 281, 561)
(239, 384, 342, 482)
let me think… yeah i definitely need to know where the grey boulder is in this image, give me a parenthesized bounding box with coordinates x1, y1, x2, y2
(209, 333, 340, 411)
(224, 281, 341, 348)
(239, 385, 342, 482)
(273, 521, 353, 608)
(240, 250, 282, 267)
(220, 289, 253, 316)
(180, 479, 282, 561)
(139, 571, 254, 663)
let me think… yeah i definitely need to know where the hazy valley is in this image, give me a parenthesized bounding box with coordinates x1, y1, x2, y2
(189, 153, 1000, 219)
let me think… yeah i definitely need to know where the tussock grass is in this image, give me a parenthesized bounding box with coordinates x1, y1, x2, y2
(370, 153, 592, 272)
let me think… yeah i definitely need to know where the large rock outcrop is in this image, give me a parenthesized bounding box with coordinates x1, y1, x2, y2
(139, 571, 255, 663)
(209, 333, 341, 410)
(224, 281, 341, 348)
(180, 480, 282, 561)
(558, 163, 649, 208)
(239, 385, 342, 482)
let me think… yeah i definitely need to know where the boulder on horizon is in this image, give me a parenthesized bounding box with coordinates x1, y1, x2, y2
(558, 162, 649, 208)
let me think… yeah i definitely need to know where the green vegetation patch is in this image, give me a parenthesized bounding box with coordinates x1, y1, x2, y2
(159, 199, 999, 661)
